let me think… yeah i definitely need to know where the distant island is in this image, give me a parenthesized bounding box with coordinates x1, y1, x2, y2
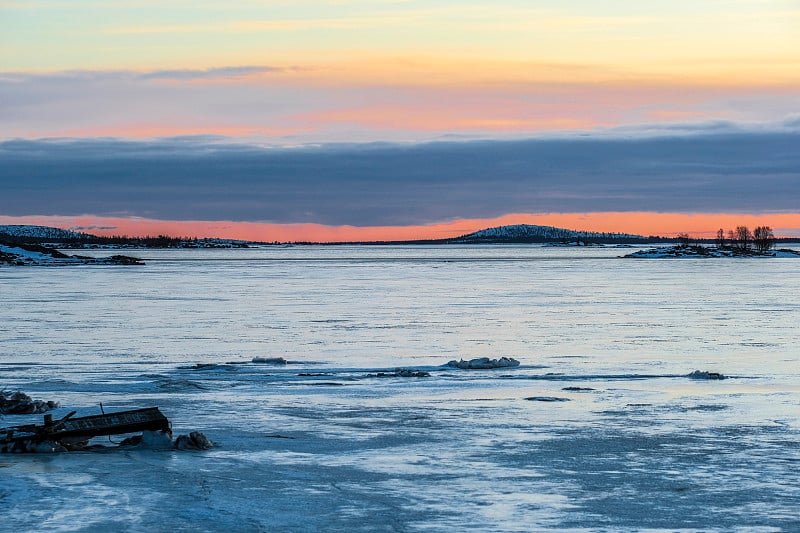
(625, 226, 800, 258)
(626, 245, 800, 258)
(441, 224, 653, 245)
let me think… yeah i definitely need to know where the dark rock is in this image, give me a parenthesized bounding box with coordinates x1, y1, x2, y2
(688, 370, 725, 380)
(99, 255, 145, 265)
(525, 396, 571, 402)
(182, 363, 238, 371)
(252, 357, 288, 365)
(368, 368, 431, 378)
(174, 431, 214, 450)
(119, 435, 143, 447)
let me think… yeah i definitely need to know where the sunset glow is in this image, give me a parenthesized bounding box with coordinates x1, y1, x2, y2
(3, 213, 799, 243)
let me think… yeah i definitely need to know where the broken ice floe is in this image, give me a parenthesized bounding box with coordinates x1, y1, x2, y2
(1, 406, 214, 453)
(121, 430, 214, 451)
(367, 368, 431, 378)
(525, 396, 571, 402)
(252, 357, 289, 365)
(160, 379, 208, 391)
(446, 357, 520, 369)
(117, 430, 214, 451)
(251, 356, 324, 365)
(183, 363, 240, 371)
(688, 370, 726, 380)
(0, 390, 59, 414)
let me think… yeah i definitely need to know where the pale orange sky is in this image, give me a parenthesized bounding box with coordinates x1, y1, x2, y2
(4, 213, 799, 242)
(2, 2, 798, 238)
(3, 1, 800, 142)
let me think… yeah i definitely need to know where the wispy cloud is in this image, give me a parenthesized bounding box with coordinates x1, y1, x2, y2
(3, 64, 798, 141)
(0, 66, 286, 83)
(70, 225, 118, 231)
(138, 66, 283, 81)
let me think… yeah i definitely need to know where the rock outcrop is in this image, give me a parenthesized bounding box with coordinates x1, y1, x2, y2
(0, 241, 143, 266)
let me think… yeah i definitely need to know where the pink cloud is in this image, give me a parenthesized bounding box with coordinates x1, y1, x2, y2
(5, 69, 798, 142)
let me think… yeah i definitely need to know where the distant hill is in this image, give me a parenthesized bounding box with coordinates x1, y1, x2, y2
(449, 224, 649, 244)
(0, 225, 249, 248)
(0, 225, 89, 241)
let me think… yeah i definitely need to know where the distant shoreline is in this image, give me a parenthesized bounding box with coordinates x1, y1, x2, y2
(625, 244, 800, 258)
(2, 223, 799, 249)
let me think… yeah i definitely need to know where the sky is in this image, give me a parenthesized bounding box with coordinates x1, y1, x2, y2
(1, 0, 799, 240)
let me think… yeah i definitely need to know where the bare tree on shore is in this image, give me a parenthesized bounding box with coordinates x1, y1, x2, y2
(716, 228, 726, 248)
(735, 226, 753, 251)
(710, 224, 776, 254)
(753, 226, 776, 253)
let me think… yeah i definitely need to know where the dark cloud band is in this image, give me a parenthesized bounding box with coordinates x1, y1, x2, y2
(1, 132, 798, 225)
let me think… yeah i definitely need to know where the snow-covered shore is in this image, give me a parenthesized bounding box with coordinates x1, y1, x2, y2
(625, 244, 800, 258)
(0, 242, 143, 266)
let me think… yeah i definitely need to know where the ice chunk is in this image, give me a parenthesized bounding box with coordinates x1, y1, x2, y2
(141, 430, 175, 450)
(251, 357, 288, 365)
(368, 368, 431, 378)
(446, 357, 520, 369)
(0, 390, 59, 414)
(525, 396, 571, 402)
(688, 370, 726, 380)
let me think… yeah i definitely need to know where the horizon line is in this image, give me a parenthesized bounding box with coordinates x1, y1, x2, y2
(2, 212, 800, 242)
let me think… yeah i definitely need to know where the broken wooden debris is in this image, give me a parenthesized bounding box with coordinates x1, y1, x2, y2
(1, 406, 213, 453)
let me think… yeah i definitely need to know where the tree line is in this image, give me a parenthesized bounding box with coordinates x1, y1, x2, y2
(715, 225, 775, 253)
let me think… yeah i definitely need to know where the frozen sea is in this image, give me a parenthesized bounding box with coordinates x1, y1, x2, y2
(1, 245, 799, 532)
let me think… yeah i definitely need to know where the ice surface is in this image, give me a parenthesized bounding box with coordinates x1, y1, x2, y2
(1, 246, 798, 531)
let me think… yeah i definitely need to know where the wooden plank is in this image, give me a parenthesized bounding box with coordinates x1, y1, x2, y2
(1, 407, 170, 447)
